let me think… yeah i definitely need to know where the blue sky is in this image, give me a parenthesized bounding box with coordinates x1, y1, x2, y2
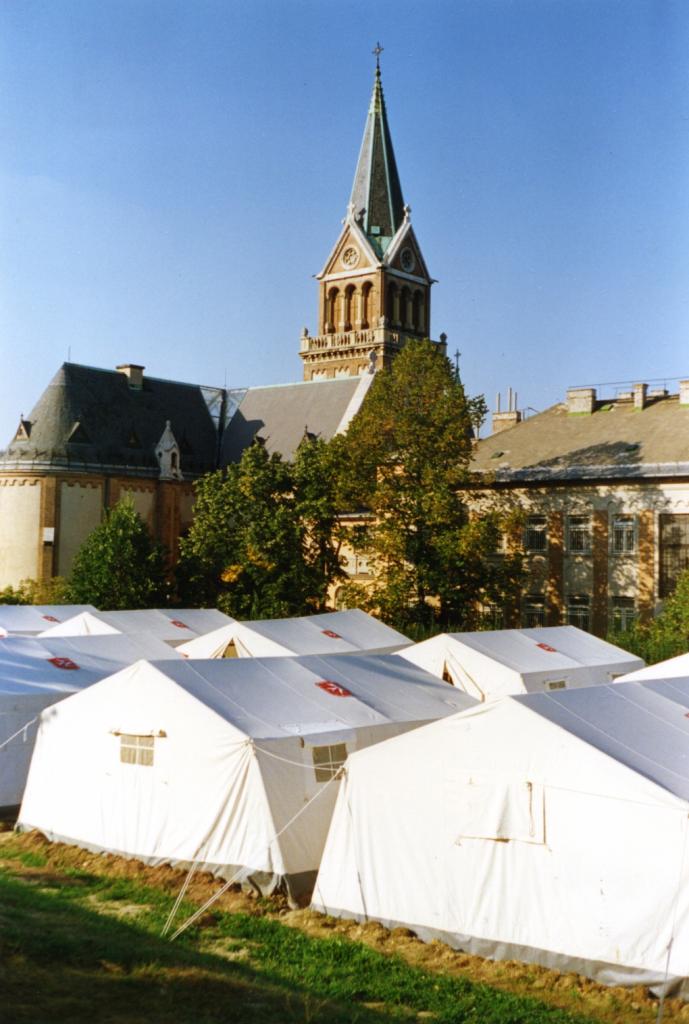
(1, 0, 688, 444)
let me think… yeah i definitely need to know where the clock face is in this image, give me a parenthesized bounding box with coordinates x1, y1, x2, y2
(400, 247, 416, 272)
(341, 246, 360, 269)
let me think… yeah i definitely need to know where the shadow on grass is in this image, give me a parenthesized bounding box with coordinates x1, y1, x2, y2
(0, 873, 390, 1024)
(0, 870, 598, 1024)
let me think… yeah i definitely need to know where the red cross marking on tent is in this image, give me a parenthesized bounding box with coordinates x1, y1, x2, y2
(322, 629, 341, 639)
(48, 657, 79, 670)
(170, 620, 189, 630)
(536, 642, 557, 653)
(316, 680, 352, 697)
(42, 614, 59, 622)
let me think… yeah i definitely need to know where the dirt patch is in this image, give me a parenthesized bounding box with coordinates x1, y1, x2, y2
(4, 830, 687, 1023)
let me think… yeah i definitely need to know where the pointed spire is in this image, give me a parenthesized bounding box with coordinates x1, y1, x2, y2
(349, 50, 405, 257)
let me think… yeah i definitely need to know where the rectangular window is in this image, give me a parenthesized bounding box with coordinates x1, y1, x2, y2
(567, 515, 591, 553)
(521, 595, 546, 628)
(478, 603, 504, 629)
(545, 680, 566, 690)
(610, 596, 637, 632)
(312, 743, 347, 783)
(611, 515, 636, 554)
(660, 514, 689, 598)
(120, 734, 154, 767)
(354, 553, 371, 576)
(566, 594, 590, 632)
(524, 516, 547, 552)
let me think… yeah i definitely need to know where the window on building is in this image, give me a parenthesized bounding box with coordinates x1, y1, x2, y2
(545, 680, 567, 691)
(120, 734, 155, 767)
(567, 515, 592, 553)
(354, 553, 371, 576)
(566, 594, 590, 631)
(610, 596, 637, 632)
(312, 743, 347, 783)
(660, 514, 689, 598)
(478, 603, 505, 629)
(524, 516, 547, 552)
(611, 515, 635, 554)
(522, 595, 546, 627)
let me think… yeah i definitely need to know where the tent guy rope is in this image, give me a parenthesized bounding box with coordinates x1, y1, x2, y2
(164, 765, 344, 942)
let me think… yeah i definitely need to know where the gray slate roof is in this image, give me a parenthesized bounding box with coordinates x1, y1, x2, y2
(0, 363, 219, 478)
(472, 394, 689, 483)
(1, 364, 371, 477)
(220, 377, 364, 464)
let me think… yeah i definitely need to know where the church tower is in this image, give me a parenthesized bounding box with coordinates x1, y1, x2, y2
(300, 51, 444, 381)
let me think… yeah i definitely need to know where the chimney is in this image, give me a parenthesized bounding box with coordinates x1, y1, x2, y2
(633, 383, 647, 410)
(117, 364, 145, 390)
(566, 387, 596, 415)
(492, 388, 522, 434)
(680, 381, 689, 406)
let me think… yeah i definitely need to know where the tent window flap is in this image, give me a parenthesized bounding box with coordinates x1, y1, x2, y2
(448, 776, 545, 844)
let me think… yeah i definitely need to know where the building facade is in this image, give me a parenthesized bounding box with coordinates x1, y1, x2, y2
(470, 381, 689, 636)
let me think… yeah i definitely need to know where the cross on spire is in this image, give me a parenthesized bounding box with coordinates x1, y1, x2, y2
(372, 41, 384, 70)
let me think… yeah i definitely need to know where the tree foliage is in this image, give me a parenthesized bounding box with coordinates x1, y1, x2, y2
(68, 499, 167, 610)
(177, 438, 344, 619)
(0, 576, 70, 606)
(338, 339, 523, 630)
(610, 568, 689, 664)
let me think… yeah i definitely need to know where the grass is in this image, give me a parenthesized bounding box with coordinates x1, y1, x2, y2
(2, 831, 679, 1024)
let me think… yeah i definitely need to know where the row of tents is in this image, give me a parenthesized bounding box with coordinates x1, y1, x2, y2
(5, 604, 688, 996)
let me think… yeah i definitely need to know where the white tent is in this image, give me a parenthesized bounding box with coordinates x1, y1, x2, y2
(0, 605, 97, 638)
(154, 608, 234, 635)
(397, 626, 643, 700)
(40, 609, 203, 647)
(17, 653, 474, 902)
(0, 633, 180, 812)
(177, 609, 410, 659)
(314, 677, 689, 996)
(617, 652, 689, 683)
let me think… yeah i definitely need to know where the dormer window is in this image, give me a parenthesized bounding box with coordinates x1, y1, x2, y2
(67, 421, 91, 444)
(13, 418, 32, 441)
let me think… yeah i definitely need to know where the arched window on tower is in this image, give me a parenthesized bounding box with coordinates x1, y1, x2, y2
(400, 286, 411, 329)
(361, 281, 372, 328)
(344, 285, 355, 331)
(326, 288, 339, 333)
(412, 290, 424, 333)
(386, 283, 398, 326)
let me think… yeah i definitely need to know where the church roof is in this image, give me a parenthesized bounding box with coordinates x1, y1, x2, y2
(471, 391, 689, 484)
(0, 363, 218, 478)
(220, 375, 370, 464)
(0, 362, 376, 477)
(349, 66, 405, 257)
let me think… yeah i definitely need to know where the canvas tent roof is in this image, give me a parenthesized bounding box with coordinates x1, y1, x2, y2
(314, 677, 689, 995)
(397, 625, 643, 700)
(616, 651, 689, 683)
(18, 654, 474, 902)
(40, 609, 204, 646)
(178, 609, 410, 659)
(0, 605, 97, 638)
(137, 652, 470, 737)
(154, 608, 234, 635)
(0, 633, 181, 812)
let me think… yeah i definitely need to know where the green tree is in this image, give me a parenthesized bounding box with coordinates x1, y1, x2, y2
(610, 568, 689, 664)
(177, 438, 344, 618)
(68, 499, 167, 610)
(339, 339, 523, 630)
